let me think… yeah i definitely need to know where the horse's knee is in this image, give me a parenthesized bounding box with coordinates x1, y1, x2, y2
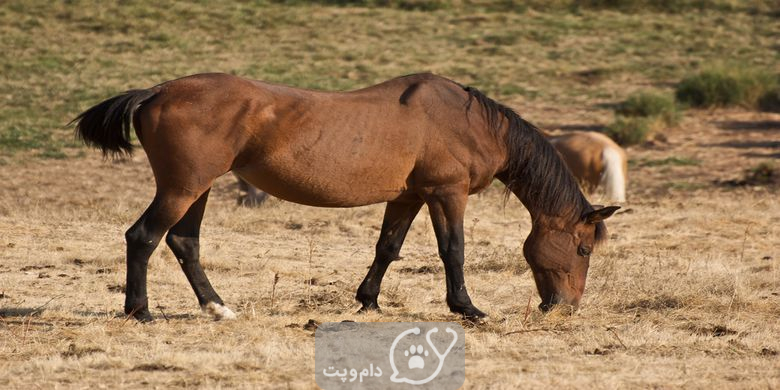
(125, 224, 159, 259)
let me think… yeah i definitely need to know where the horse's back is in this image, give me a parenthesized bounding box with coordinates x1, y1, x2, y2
(135, 73, 505, 207)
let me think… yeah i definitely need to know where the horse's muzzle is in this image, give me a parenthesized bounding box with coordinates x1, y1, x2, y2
(538, 294, 579, 313)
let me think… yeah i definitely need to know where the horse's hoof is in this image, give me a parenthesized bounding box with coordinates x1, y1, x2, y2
(357, 305, 382, 314)
(125, 302, 153, 323)
(202, 302, 237, 321)
(132, 310, 154, 323)
(452, 305, 487, 320)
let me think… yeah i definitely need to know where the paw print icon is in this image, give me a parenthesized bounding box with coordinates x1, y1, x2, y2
(404, 345, 429, 369)
(389, 327, 458, 385)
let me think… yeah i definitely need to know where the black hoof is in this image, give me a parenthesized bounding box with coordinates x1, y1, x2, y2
(357, 305, 382, 314)
(451, 305, 487, 320)
(126, 308, 153, 323)
(136, 311, 154, 323)
(356, 298, 381, 314)
(125, 300, 153, 322)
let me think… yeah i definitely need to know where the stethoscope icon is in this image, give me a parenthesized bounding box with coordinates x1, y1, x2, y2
(389, 326, 458, 385)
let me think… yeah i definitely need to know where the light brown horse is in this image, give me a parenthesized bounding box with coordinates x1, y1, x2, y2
(547, 131, 628, 202)
(73, 73, 619, 322)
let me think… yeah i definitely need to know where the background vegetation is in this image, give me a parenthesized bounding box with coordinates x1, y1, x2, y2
(1, 0, 778, 158)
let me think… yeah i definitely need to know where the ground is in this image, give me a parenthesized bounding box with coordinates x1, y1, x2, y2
(1, 2, 779, 389)
(1, 107, 778, 389)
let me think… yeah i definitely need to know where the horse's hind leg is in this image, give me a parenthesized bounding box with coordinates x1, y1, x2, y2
(124, 190, 205, 322)
(356, 198, 423, 312)
(165, 189, 235, 320)
(424, 188, 486, 319)
(234, 173, 269, 207)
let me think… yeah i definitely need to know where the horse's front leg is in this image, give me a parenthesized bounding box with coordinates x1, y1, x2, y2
(424, 187, 486, 319)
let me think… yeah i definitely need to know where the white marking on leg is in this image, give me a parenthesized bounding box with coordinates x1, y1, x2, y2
(202, 302, 237, 321)
(600, 147, 626, 202)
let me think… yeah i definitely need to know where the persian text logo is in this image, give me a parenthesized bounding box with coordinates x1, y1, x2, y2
(315, 322, 465, 389)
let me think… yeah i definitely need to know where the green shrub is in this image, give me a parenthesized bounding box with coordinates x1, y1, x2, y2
(675, 67, 777, 108)
(606, 91, 680, 146)
(616, 92, 681, 127)
(268, 0, 449, 10)
(758, 86, 780, 113)
(603, 116, 653, 146)
(492, 0, 779, 13)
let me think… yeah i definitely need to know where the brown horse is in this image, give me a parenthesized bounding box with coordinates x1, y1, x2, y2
(72, 73, 619, 322)
(235, 130, 629, 205)
(547, 131, 628, 202)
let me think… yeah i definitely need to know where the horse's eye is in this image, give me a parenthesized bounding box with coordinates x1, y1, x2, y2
(577, 245, 592, 257)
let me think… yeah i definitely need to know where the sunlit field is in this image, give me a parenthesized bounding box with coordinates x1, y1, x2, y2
(1, 1, 778, 388)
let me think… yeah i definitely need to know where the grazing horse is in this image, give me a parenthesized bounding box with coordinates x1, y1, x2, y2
(235, 130, 629, 205)
(547, 131, 628, 202)
(72, 73, 619, 322)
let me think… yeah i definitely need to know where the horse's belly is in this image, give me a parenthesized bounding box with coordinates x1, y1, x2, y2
(233, 160, 412, 207)
(232, 102, 426, 206)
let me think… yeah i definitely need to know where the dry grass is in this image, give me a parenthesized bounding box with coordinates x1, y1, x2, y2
(1, 109, 779, 388)
(2, 1, 780, 389)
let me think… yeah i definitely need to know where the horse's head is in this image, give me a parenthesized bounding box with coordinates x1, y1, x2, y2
(523, 206, 619, 312)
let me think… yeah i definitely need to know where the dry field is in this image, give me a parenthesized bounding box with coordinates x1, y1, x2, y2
(1, 109, 778, 389)
(2, 1, 779, 389)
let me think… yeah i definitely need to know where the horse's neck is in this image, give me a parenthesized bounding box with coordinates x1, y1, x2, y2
(498, 170, 579, 224)
(495, 172, 539, 221)
(507, 184, 545, 221)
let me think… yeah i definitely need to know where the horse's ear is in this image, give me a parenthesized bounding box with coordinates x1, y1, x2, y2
(583, 206, 620, 224)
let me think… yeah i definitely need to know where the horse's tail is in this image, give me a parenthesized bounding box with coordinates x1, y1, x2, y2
(71, 89, 158, 157)
(600, 146, 627, 202)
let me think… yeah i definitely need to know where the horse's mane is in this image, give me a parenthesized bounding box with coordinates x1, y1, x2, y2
(461, 85, 595, 223)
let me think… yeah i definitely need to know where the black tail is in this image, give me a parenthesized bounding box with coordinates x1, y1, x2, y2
(71, 89, 158, 157)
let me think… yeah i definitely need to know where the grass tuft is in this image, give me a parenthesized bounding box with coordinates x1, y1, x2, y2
(675, 66, 778, 108)
(603, 116, 653, 146)
(616, 92, 681, 127)
(605, 90, 681, 146)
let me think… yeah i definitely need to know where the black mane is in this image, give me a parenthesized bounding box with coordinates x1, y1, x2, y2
(462, 86, 593, 220)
